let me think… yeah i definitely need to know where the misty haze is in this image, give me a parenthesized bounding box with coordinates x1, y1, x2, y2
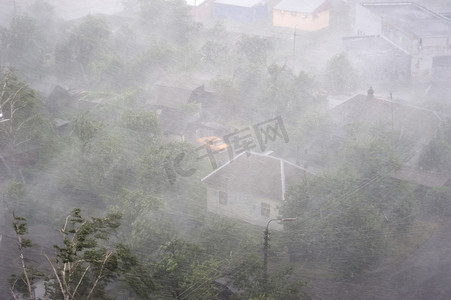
(1, 0, 451, 299)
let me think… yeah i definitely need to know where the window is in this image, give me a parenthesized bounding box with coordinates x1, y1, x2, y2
(219, 191, 228, 205)
(261, 202, 270, 217)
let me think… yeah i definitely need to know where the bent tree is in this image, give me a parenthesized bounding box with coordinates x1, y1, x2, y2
(10, 208, 153, 300)
(0, 68, 53, 180)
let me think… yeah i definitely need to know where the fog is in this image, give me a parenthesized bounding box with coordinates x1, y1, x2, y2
(1, 0, 451, 299)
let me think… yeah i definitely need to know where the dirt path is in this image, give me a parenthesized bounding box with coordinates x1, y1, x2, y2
(310, 220, 451, 299)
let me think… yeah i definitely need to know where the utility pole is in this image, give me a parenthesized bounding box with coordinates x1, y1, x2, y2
(263, 218, 296, 293)
(390, 92, 394, 132)
(293, 25, 297, 73)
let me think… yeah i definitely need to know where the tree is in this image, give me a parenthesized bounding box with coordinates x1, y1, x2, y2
(9, 213, 36, 299)
(9, 208, 153, 300)
(139, 141, 196, 188)
(1, 16, 39, 71)
(122, 109, 161, 141)
(263, 65, 317, 118)
(236, 35, 273, 66)
(325, 53, 358, 94)
(281, 174, 387, 277)
(152, 239, 221, 299)
(1, 3, 56, 79)
(0, 69, 54, 180)
(419, 118, 451, 173)
(56, 15, 111, 81)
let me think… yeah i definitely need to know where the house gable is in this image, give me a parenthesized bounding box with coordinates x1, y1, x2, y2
(202, 151, 312, 227)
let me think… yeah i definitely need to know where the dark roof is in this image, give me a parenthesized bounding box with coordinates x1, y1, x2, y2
(393, 166, 451, 187)
(361, 2, 451, 38)
(47, 85, 73, 102)
(201, 151, 313, 200)
(154, 73, 205, 90)
(151, 74, 206, 108)
(158, 108, 199, 136)
(274, 0, 327, 13)
(330, 94, 441, 145)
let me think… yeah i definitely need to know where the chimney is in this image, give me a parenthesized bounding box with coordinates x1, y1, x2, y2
(367, 86, 374, 98)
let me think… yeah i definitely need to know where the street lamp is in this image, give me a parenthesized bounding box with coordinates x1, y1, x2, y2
(263, 217, 296, 290)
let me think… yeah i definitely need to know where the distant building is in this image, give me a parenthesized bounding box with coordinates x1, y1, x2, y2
(273, 0, 330, 31)
(329, 94, 442, 165)
(343, 35, 411, 83)
(213, 0, 268, 22)
(354, 2, 451, 82)
(202, 151, 312, 229)
(186, 0, 213, 21)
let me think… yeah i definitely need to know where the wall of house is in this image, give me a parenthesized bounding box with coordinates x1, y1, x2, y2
(432, 55, 451, 82)
(347, 49, 411, 84)
(355, 4, 451, 83)
(188, 0, 213, 22)
(381, 22, 416, 54)
(206, 186, 282, 229)
(411, 55, 434, 82)
(273, 9, 329, 31)
(355, 4, 382, 36)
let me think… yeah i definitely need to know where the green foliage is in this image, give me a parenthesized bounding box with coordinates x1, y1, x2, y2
(0, 69, 55, 178)
(72, 113, 103, 149)
(9, 209, 153, 300)
(66, 15, 111, 66)
(122, 109, 161, 140)
(1, 11, 55, 78)
(55, 15, 111, 82)
(2, 16, 36, 52)
(140, 141, 196, 188)
(339, 123, 402, 179)
(139, 0, 199, 44)
(201, 23, 230, 66)
(12, 214, 29, 237)
(236, 35, 273, 65)
(152, 239, 221, 299)
(263, 65, 317, 118)
(419, 118, 451, 173)
(2, 180, 26, 203)
(325, 53, 358, 93)
(281, 167, 416, 277)
(423, 187, 451, 217)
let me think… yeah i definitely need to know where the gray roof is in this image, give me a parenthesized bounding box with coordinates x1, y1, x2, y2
(214, 0, 264, 8)
(274, 0, 326, 13)
(202, 151, 313, 201)
(361, 2, 451, 38)
(151, 73, 206, 108)
(393, 166, 451, 187)
(343, 35, 408, 55)
(158, 108, 199, 136)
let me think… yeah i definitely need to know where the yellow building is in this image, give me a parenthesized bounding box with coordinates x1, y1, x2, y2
(273, 0, 330, 31)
